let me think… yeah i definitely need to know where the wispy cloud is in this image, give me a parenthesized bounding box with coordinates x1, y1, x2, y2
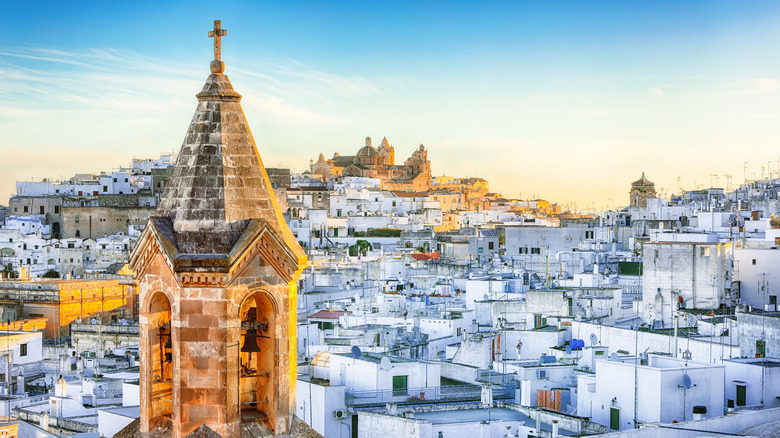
(752, 77, 780, 91)
(0, 46, 396, 126)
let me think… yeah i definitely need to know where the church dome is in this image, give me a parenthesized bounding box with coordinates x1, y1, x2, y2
(357, 145, 379, 157)
(631, 172, 654, 187)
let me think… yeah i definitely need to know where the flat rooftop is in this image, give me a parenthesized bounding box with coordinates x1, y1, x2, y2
(726, 357, 780, 368)
(413, 408, 527, 425)
(411, 408, 574, 435)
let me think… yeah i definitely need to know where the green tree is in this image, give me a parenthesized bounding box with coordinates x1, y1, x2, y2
(42, 269, 60, 279)
(349, 240, 372, 257)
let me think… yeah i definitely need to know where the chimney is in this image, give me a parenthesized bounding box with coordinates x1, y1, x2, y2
(693, 405, 707, 421)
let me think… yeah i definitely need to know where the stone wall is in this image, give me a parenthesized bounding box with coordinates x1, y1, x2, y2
(61, 206, 154, 239)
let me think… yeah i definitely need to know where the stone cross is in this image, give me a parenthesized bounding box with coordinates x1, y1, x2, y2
(208, 20, 227, 74)
(208, 20, 227, 61)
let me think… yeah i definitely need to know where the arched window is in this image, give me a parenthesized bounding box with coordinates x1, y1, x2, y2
(239, 292, 276, 428)
(148, 292, 172, 424)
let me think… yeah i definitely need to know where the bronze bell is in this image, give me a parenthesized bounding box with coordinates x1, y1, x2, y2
(164, 334, 172, 349)
(164, 352, 173, 364)
(241, 330, 262, 353)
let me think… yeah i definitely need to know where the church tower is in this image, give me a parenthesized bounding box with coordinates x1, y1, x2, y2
(629, 172, 656, 208)
(129, 21, 306, 438)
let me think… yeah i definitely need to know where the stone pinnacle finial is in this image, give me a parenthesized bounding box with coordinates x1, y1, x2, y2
(208, 20, 227, 74)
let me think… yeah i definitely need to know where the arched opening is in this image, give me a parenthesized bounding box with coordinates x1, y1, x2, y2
(148, 291, 172, 426)
(239, 292, 276, 428)
(653, 293, 664, 327)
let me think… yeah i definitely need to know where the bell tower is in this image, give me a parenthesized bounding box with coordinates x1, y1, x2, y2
(129, 20, 306, 438)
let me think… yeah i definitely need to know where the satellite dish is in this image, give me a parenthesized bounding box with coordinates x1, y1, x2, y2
(565, 345, 572, 354)
(610, 353, 621, 362)
(590, 334, 598, 346)
(682, 374, 693, 389)
(380, 357, 393, 370)
(120, 319, 127, 325)
(483, 294, 490, 301)
(91, 318, 97, 325)
(351, 346, 362, 359)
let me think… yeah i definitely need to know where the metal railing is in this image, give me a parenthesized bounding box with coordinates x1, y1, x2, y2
(345, 384, 513, 407)
(95, 389, 123, 399)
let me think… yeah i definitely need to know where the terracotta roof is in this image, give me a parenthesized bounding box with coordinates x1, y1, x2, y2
(391, 191, 428, 198)
(408, 252, 440, 261)
(308, 310, 348, 319)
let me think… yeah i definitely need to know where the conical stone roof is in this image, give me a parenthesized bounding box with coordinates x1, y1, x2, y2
(154, 71, 303, 258)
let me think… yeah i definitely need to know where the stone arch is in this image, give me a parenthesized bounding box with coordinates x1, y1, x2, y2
(147, 291, 173, 427)
(236, 288, 279, 430)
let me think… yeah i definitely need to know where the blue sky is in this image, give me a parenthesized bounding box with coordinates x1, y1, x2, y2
(2, 1, 780, 209)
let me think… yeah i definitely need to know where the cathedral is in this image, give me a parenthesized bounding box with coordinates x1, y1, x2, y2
(310, 137, 432, 191)
(126, 21, 307, 438)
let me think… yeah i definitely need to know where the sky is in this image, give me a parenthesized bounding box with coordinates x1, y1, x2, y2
(2, 1, 780, 211)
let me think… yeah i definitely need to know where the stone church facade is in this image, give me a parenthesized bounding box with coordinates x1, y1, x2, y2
(310, 137, 432, 191)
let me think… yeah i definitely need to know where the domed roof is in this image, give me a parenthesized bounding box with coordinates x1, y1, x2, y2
(632, 172, 654, 187)
(357, 145, 379, 157)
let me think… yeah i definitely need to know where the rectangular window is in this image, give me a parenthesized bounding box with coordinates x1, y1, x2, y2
(478, 247, 483, 254)
(488, 242, 494, 250)
(586, 230, 594, 239)
(23, 206, 28, 213)
(337, 210, 342, 217)
(392, 375, 408, 396)
(519, 247, 528, 254)
(39, 206, 45, 214)
(54, 206, 60, 214)
(654, 249, 659, 258)
(753, 259, 757, 265)
(19, 344, 27, 357)
(531, 247, 541, 255)
(700, 247, 710, 257)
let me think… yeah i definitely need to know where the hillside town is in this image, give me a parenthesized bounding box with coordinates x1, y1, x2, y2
(2, 135, 780, 437)
(2, 9, 780, 438)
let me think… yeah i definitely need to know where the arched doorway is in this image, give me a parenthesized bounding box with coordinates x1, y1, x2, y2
(238, 291, 276, 429)
(653, 292, 664, 328)
(147, 292, 172, 426)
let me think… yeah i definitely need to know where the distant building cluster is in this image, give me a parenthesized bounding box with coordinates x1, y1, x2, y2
(0, 153, 174, 278)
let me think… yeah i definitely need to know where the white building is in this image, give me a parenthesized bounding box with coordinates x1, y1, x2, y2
(577, 355, 725, 431)
(642, 238, 733, 327)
